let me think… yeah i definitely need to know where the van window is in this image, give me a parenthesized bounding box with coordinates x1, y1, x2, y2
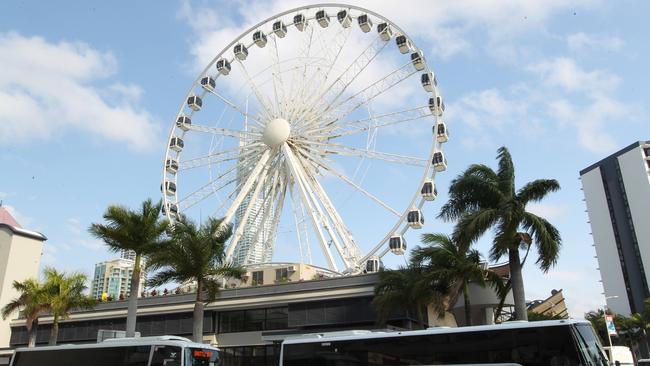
(150, 345, 182, 366)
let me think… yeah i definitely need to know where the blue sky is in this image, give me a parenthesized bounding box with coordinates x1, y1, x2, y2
(1, 0, 648, 317)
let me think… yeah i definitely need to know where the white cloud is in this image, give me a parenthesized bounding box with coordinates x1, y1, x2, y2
(528, 57, 620, 95)
(567, 32, 624, 52)
(76, 239, 104, 251)
(527, 203, 567, 221)
(66, 217, 82, 235)
(0, 32, 160, 152)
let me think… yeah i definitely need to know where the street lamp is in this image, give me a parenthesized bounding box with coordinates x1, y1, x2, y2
(604, 295, 620, 349)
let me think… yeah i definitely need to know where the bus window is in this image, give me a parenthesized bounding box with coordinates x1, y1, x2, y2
(150, 345, 182, 366)
(186, 348, 220, 366)
(573, 324, 609, 366)
(126, 346, 151, 366)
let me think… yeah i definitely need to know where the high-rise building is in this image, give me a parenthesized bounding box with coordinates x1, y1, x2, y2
(90, 258, 145, 299)
(0, 205, 46, 347)
(581, 140, 650, 315)
(231, 134, 275, 266)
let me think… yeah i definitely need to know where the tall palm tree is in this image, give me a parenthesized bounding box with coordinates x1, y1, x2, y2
(89, 198, 168, 337)
(439, 147, 561, 320)
(411, 233, 491, 326)
(373, 265, 451, 327)
(42, 267, 97, 345)
(146, 216, 244, 342)
(1, 278, 49, 347)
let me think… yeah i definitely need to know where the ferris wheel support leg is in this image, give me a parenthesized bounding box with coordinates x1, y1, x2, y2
(225, 161, 271, 263)
(290, 149, 353, 270)
(282, 143, 339, 272)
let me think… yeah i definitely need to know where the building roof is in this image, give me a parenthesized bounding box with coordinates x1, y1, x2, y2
(0, 205, 47, 241)
(0, 206, 21, 228)
(580, 140, 649, 176)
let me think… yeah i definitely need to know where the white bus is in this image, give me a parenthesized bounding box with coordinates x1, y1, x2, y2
(280, 319, 610, 366)
(9, 335, 219, 366)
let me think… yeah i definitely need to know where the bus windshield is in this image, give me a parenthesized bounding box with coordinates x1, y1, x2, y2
(186, 348, 220, 366)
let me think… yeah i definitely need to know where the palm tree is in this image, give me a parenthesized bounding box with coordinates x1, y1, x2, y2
(146, 216, 244, 342)
(1, 278, 49, 347)
(439, 147, 561, 320)
(411, 233, 491, 326)
(89, 198, 168, 337)
(42, 267, 97, 345)
(373, 265, 451, 327)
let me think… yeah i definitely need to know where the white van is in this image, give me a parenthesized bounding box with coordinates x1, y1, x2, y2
(603, 346, 634, 366)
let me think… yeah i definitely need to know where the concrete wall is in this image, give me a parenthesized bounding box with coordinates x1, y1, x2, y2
(0, 228, 43, 347)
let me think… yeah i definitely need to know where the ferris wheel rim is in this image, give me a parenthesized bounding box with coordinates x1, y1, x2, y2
(162, 3, 446, 274)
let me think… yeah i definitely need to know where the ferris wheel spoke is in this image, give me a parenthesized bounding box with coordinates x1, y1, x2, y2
(298, 140, 428, 167)
(305, 34, 389, 122)
(268, 35, 287, 118)
(179, 144, 264, 171)
(205, 89, 265, 128)
(320, 61, 418, 123)
(282, 143, 339, 271)
(186, 123, 262, 139)
(233, 58, 275, 120)
(176, 164, 241, 211)
(297, 147, 401, 218)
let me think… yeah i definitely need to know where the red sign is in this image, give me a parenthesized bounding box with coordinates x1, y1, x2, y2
(193, 350, 212, 358)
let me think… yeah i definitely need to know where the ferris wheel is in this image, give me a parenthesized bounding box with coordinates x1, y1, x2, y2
(162, 4, 449, 274)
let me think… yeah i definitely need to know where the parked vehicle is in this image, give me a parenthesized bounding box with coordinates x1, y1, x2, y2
(280, 319, 608, 365)
(9, 335, 219, 366)
(603, 346, 634, 366)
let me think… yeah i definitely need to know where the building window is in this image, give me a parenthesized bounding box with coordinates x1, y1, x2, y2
(643, 147, 650, 157)
(252, 271, 263, 285)
(275, 268, 288, 282)
(218, 307, 288, 333)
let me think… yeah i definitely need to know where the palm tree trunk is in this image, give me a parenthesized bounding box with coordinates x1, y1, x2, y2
(27, 319, 38, 348)
(193, 279, 204, 343)
(126, 254, 142, 337)
(509, 248, 528, 321)
(48, 315, 59, 345)
(463, 283, 472, 326)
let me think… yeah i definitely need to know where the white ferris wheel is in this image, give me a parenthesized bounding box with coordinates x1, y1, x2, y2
(162, 4, 449, 275)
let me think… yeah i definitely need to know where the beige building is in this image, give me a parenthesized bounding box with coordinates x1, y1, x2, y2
(0, 205, 46, 348)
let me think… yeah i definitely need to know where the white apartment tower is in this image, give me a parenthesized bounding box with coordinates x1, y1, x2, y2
(90, 258, 145, 299)
(581, 140, 650, 315)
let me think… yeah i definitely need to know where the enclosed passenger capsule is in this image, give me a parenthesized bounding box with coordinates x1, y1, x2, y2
(432, 151, 447, 172)
(358, 14, 373, 32)
(165, 158, 179, 174)
(316, 10, 330, 28)
(436, 121, 449, 143)
(162, 181, 177, 196)
(365, 256, 381, 273)
(421, 72, 437, 92)
(234, 43, 248, 60)
(421, 179, 437, 201)
(337, 10, 352, 28)
(253, 30, 267, 47)
(407, 209, 424, 229)
(396, 35, 411, 54)
(169, 137, 184, 152)
(216, 59, 231, 75)
(272, 20, 287, 37)
(377, 23, 393, 41)
(428, 95, 445, 117)
(200, 76, 215, 92)
(389, 234, 406, 255)
(164, 203, 179, 216)
(187, 95, 202, 111)
(411, 51, 425, 71)
(176, 115, 192, 131)
(294, 13, 307, 31)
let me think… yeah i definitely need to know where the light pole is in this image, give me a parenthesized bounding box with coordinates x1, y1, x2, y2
(604, 295, 619, 349)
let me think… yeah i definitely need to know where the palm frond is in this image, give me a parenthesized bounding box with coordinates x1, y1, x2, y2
(517, 179, 561, 205)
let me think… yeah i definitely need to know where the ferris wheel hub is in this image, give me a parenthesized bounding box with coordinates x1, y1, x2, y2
(263, 118, 291, 147)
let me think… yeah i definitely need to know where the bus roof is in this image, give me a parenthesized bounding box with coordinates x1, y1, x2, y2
(282, 319, 591, 345)
(12, 336, 218, 353)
